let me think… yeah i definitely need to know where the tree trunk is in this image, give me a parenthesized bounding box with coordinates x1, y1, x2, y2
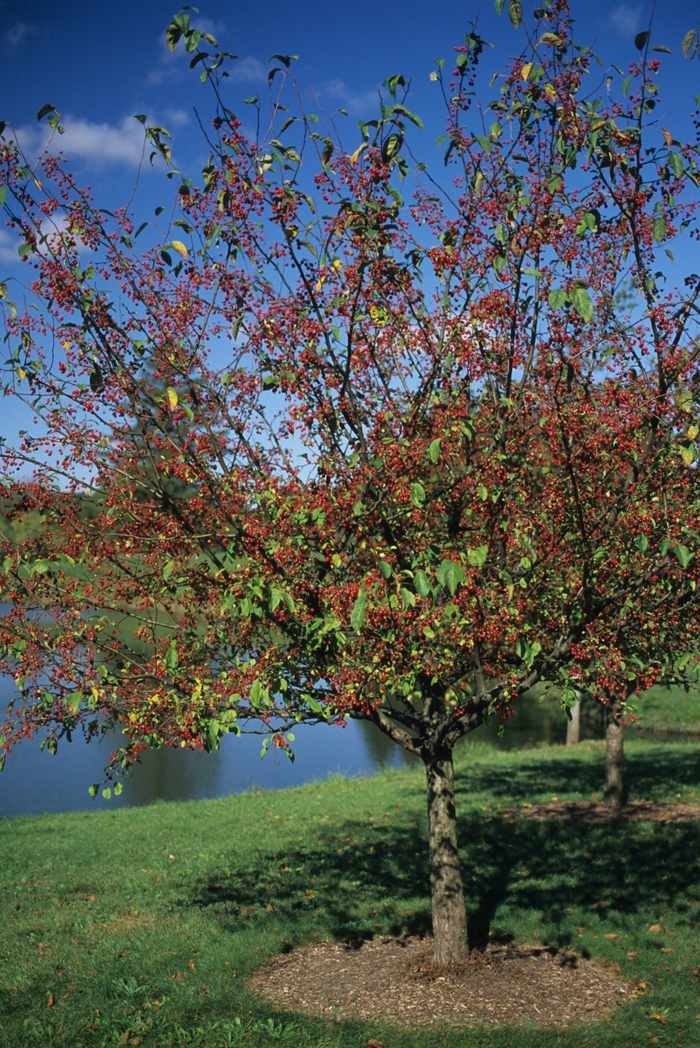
(566, 698, 581, 746)
(603, 698, 625, 812)
(424, 748, 469, 965)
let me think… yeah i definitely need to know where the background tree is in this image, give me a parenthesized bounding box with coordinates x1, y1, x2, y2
(2, 0, 700, 963)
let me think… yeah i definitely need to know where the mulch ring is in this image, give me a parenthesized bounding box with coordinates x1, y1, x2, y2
(500, 800, 700, 823)
(248, 935, 633, 1028)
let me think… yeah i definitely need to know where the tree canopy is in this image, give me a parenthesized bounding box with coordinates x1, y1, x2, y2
(2, 0, 700, 961)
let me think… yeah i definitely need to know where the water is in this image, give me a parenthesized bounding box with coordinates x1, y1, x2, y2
(0, 671, 603, 818)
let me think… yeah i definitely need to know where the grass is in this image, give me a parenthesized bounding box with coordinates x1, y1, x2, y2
(1, 738, 700, 1048)
(631, 685, 700, 735)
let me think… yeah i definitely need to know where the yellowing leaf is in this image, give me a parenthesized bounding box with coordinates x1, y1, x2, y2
(688, 423, 698, 440)
(681, 445, 696, 466)
(521, 62, 533, 80)
(331, 258, 343, 273)
(171, 240, 189, 258)
(661, 128, 673, 147)
(165, 386, 178, 410)
(544, 84, 557, 101)
(16, 367, 26, 380)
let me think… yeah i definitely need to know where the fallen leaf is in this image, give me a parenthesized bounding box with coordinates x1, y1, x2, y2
(660, 947, 674, 953)
(604, 933, 618, 939)
(170, 972, 186, 982)
(187, 959, 196, 971)
(648, 924, 661, 933)
(47, 993, 55, 1008)
(87, 895, 96, 903)
(368, 1041, 385, 1048)
(650, 1012, 671, 1023)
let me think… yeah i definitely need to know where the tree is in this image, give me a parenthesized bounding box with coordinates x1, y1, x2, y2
(2, 0, 700, 964)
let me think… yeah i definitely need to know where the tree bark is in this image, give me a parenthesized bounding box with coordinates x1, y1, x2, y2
(566, 698, 581, 746)
(603, 697, 625, 812)
(424, 748, 469, 965)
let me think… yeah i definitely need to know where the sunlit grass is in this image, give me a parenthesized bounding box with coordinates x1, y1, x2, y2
(1, 738, 699, 1047)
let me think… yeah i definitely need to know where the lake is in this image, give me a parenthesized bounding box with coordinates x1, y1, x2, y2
(0, 671, 603, 817)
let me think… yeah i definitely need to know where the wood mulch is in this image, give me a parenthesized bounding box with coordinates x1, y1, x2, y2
(248, 935, 633, 1028)
(249, 801, 698, 1029)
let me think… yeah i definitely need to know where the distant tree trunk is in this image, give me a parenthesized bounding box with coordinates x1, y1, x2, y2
(603, 697, 625, 812)
(424, 747, 469, 965)
(566, 698, 581, 746)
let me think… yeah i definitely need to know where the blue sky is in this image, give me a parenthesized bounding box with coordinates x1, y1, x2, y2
(1, 0, 697, 190)
(0, 0, 699, 443)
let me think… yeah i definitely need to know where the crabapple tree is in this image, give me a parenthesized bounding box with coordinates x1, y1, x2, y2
(2, 0, 700, 962)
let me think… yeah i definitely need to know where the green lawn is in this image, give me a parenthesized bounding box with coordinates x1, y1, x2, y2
(631, 685, 700, 735)
(1, 738, 700, 1048)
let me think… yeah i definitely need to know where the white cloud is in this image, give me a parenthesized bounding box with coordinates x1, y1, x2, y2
(319, 79, 381, 118)
(228, 55, 267, 84)
(0, 228, 19, 265)
(609, 5, 643, 36)
(0, 215, 74, 267)
(12, 115, 152, 170)
(3, 21, 37, 49)
(163, 108, 191, 129)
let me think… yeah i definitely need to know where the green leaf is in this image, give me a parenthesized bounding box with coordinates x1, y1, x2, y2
(675, 387, 693, 413)
(17, 244, 31, 258)
(508, 0, 522, 28)
(493, 252, 507, 275)
(651, 45, 672, 54)
(467, 545, 488, 569)
(102, 787, 111, 800)
(674, 544, 692, 569)
(682, 29, 697, 59)
(634, 31, 650, 52)
(621, 75, 632, 97)
(36, 103, 58, 123)
(495, 0, 505, 13)
(477, 484, 488, 501)
(0, 187, 6, 207)
(401, 587, 416, 608)
(377, 559, 392, 579)
(414, 570, 431, 597)
(653, 214, 667, 242)
(350, 587, 368, 632)
(428, 438, 441, 463)
(571, 286, 593, 322)
(668, 151, 684, 178)
(437, 559, 465, 596)
(410, 482, 426, 508)
(635, 535, 649, 554)
(549, 289, 567, 310)
(88, 784, 99, 799)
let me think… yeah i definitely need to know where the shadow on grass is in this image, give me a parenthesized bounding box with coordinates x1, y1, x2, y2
(454, 741, 700, 803)
(186, 783, 700, 953)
